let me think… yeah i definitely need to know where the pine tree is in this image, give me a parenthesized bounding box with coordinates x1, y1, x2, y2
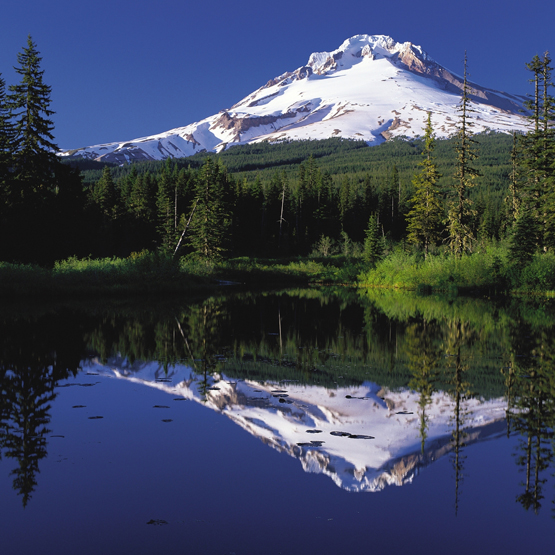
(448, 53, 480, 258)
(188, 158, 229, 262)
(0, 74, 14, 191)
(7, 36, 58, 200)
(406, 113, 443, 258)
(363, 214, 383, 266)
(517, 52, 555, 250)
(93, 166, 119, 219)
(509, 209, 539, 268)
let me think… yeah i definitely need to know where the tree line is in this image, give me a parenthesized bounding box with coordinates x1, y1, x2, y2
(1, 38, 553, 267)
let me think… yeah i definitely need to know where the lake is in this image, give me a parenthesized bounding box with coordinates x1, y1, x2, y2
(1, 289, 555, 554)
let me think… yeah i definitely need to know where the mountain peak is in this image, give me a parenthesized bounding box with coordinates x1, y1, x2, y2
(61, 34, 528, 164)
(306, 35, 433, 75)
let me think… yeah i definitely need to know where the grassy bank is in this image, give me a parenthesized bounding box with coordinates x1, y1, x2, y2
(358, 243, 555, 295)
(0, 251, 364, 298)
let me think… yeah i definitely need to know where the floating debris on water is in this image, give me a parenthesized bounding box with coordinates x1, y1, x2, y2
(329, 431, 373, 439)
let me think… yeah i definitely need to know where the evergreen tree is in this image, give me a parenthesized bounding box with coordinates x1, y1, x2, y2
(516, 53, 555, 250)
(156, 162, 176, 253)
(0, 74, 14, 191)
(363, 213, 383, 266)
(7, 35, 58, 200)
(93, 166, 119, 219)
(406, 113, 443, 257)
(509, 209, 539, 268)
(188, 158, 230, 262)
(448, 53, 480, 258)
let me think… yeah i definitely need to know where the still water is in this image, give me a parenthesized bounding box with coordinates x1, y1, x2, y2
(1, 289, 555, 554)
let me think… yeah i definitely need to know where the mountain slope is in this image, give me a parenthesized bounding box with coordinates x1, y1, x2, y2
(62, 34, 528, 164)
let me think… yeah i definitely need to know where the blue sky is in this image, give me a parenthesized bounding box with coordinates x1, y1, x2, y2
(1, 0, 553, 149)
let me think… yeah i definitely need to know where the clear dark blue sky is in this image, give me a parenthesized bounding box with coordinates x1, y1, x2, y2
(1, 0, 553, 149)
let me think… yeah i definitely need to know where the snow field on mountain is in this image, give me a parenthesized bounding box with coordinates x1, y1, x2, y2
(60, 34, 529, 163)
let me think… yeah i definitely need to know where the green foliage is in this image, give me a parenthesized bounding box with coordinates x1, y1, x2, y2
(406, 113, 443, 256)
(188, 159, 230, 262)
(7, 35, 59, 196)
(448, 54, 480, 257)
(359, 244, 511, 292)
(363, 214, 383, 266)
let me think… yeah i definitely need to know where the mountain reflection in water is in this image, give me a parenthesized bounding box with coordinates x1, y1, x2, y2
(86, 359, 508, 492)
(1, 289, 555, 520)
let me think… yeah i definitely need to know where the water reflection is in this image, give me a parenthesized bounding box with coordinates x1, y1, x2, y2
(0, 311, 84, 505)
(1, 290, 555, 515)
(87, 358, 507, 493)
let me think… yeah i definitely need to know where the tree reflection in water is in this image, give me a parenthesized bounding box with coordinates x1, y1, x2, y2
(2, 291, 555, 514)
(0, 311, 84, 506)
(506, 327, 555, 514)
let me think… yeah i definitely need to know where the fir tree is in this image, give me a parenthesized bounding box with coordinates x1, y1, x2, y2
(93, 166, 119, 219)
(517, 52, 555, 250)
(363, 213, 383, 266)
(406, 113, 443, 258)
(448, 53, 480, 258)
(0, 74, 14, 191)
(188, 158, 230, 262)
(7, 36, 58, 200)
(509, 209, 539, 268)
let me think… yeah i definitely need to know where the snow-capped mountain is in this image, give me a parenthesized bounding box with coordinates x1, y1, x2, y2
(83, 357, 507, 492)
(62, 35, 528, 164)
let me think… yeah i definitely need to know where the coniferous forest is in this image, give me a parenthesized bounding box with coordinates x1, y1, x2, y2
(1, 37, 555, 295)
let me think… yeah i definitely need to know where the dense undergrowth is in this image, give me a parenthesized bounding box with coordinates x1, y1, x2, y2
(0, 251, 363, 298)
(358, 242, 555, 295)
(2, 239, 555, 298)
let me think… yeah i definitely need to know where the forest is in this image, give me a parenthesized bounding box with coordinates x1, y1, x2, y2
(1, 37, 554, 294)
